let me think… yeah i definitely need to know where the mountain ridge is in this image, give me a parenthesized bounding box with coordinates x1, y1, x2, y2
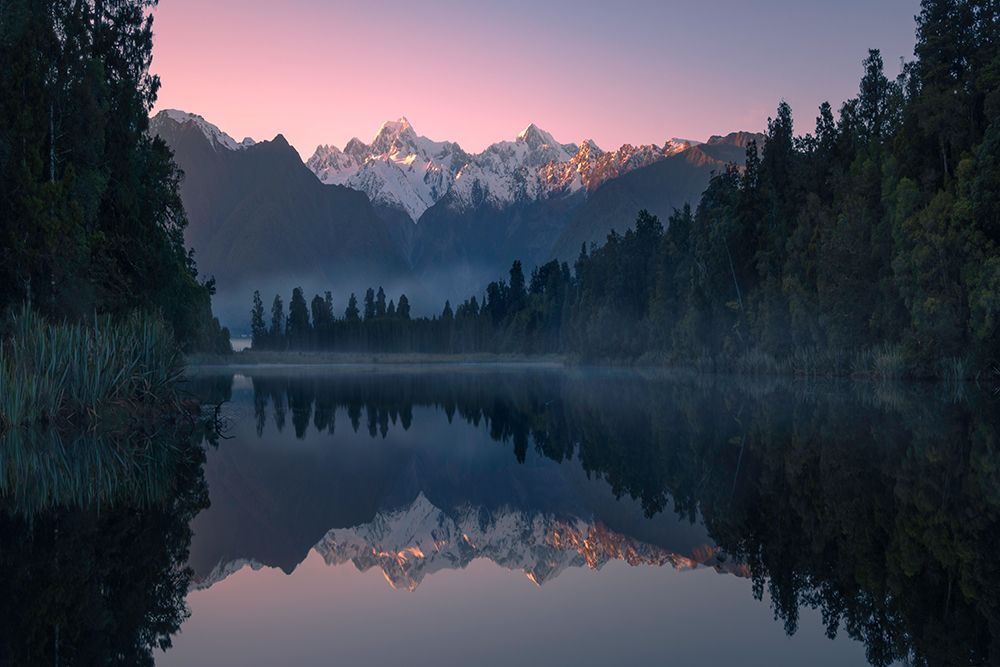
(150, 109, 761, 327)
(304, 115, 712, 223)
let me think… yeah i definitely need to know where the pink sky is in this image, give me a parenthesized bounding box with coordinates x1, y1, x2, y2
(150, 0, 920, 156)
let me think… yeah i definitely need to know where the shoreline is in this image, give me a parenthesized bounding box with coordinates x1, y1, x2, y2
(182, 349, 994, 387)
(185, 350, 567, 369)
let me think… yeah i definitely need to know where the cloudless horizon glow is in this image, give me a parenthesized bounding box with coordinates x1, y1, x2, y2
(150, 0, 921, 156)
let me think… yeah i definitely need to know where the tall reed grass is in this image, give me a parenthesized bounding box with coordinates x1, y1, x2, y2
(0, 427, 189, 515)
(0, 307, 183, 431)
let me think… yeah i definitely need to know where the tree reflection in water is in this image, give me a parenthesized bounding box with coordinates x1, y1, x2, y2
(0, 426, 210, 666)
(204, 368, 1000, 667)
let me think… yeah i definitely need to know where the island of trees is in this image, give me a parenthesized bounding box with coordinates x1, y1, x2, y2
(252, 2, 1000, 378)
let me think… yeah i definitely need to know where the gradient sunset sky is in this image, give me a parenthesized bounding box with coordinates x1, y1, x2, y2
(150, 0, 922, 155)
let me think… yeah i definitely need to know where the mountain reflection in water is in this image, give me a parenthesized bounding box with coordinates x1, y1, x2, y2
(0, 367, 997, 666)
(177, 367, 1000, 667)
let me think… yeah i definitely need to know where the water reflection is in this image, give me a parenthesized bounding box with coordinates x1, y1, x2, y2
(1, 369, 995, 666)
(0, 426, 209, 665)
(182, 367, 999, 667)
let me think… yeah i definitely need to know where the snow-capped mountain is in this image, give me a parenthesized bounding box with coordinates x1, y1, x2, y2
(306, 118, 703, 221)
(307, 118, 468, 221)
(195, 493, 745, 592)
(149, 107, 759, 324)
(151, 109, 255, 152)
(538, 137, 700, 196)
(152, 108, 721, 227)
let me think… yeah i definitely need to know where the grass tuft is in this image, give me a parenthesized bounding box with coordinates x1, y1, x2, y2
(0, 306, 183, 431)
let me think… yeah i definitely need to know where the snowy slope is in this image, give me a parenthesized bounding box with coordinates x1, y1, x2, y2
(307, 118, 467, 221)
(151, 109, 255, 152)
(307, 118, 704, 221)
(152, 108, 711, 223)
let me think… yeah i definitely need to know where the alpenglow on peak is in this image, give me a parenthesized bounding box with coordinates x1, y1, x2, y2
(304, 117, 712, 222)
(517, 122, 558, 146)
(376, 117, 412, 136)
(151, 109, 718, 224)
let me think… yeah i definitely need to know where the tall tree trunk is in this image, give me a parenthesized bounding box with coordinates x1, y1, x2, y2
(49, 101, 55, 183)
(940, 135, 950, 179)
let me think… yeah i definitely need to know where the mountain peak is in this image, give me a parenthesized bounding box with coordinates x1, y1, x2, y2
(516, 123, 558, 148)
(344, 137, 368, 157)
(151, 108, 252, 152)
(373, 117, 413, 140)
(577, 139, 604, 156)
(664, 137, 700, 156)
(370, 117, 419, 155)
(707, 131, 765, 148)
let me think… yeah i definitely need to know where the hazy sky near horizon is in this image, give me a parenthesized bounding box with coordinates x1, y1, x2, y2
(150, 0, 922, 156)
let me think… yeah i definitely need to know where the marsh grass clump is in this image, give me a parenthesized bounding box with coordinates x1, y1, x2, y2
(0, 307, 185, 431)
(850, 344, 907, 380)
(0, 428, 190, 515)
(938, 356, 973, 383)
(733, 349, 783, 377)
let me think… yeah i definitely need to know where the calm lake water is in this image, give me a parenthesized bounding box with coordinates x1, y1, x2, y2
(1, 366, 997, 665)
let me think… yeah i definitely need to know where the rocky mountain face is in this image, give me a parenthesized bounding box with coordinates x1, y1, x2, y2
(307, 118, 468, 222)
(306, 118, 701, 224)
(552, 133, 758, 259)
(411, 131, 756, 277)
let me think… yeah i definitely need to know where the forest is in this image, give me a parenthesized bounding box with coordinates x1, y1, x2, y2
(253, 2, 1000, 378)
(0, 0, 230, 354)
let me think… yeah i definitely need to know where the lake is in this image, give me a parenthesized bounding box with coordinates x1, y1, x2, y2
(0, 365, 996, 665)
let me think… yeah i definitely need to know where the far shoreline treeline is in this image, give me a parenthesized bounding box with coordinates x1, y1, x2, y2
(250, 3, 1000, 379)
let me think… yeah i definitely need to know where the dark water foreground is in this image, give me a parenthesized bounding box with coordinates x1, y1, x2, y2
(0, 367, 997, 666)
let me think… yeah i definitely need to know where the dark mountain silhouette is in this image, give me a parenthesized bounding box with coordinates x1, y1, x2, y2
(552, 133, 760, 259)
(153, 110, 760, 326)
(151, 112, 409, 328)
(410, 191, 586, 289)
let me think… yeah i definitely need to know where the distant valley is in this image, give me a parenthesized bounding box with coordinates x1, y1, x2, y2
(150, 110, 760, 330)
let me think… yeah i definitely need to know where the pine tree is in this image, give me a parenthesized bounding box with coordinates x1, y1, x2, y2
(345, 293, 361, 321)
(286, 287, 311, 348)
(311, 293, 334, 347)
(269, 295, 285, 347)
(375, 287, 387, 318)
(324, 291, 335, 320)
(509, 261, 526, 308)
(363, 288, 376, 320)
(251, 290, 267, 349)
(398, 294, 411, 320)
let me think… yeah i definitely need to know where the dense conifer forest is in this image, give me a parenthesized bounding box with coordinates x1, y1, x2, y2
(0, 0, 229, 353)
(253, 2, 1000, 377)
